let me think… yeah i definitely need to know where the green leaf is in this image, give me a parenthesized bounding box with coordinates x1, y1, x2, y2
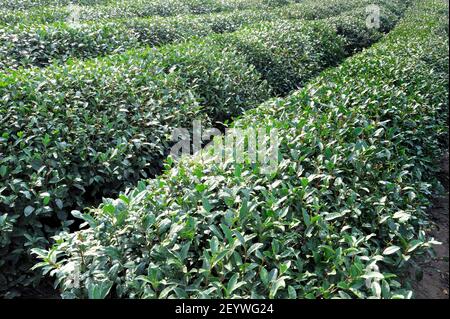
(24, 206, 35, 217)
(288, 286, 297, 299)
(202, 196, 213, 212)
(42, 133, 51, 147)
(119, 194, 130, 205)
(211, 250, 229, 268)
(338, 290, 352, 299)
(325, 211, 345, 221)
(260, 267, 269, 287)
(248, 243, 264, 255)
(220, 224, 233, 244)
(40, 192, 51, 205)
(87, 281, 113, 299)
(407, 240, 423, 253)
(226, 273, 239, 296)
(55, 199, 64, 210)
(353, 127, 363, 136)
(393, 211, 411, 222)
(371, 281, 381, 298)
(383, 245, 401, 255)
(0, 165, 7, 177)
(302, 209, 311, 227)
(279, 261, 291, 275)
(300, 177, 309, 188)
(159, 286, 176, 299)
(269, 278, 285, 299)
(363, 272, 384, 280)
(373, 127, 384, 137)
(195, 184, 207, 193)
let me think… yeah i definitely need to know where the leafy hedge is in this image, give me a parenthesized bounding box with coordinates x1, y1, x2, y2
(33, 0, 448, 299)
(214, 22, 345, 97)
(0, 0, 66, 10)
(70, 0, 293, 20)
(213, 2, 402, 96)
(0, 10, 275, 71)
(0, 0, 110, 10)
(0, 0, 284, 26)
(0, 7, 70, 26)
(0, 0, 294, 26)
(325, 7, 397, 54)
(0, 40, 269, 297)
(0, 3, 408, 296)
(0, 0, 396, 71)
(79, 0, 404, 22)
(0, 1, 113, 25)
(211, 3, 404, 96)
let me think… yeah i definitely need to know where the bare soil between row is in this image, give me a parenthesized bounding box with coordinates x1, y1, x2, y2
(412, 152, 449, 299)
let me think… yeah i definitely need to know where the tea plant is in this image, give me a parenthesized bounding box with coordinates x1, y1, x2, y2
(32, 0, 448, 299)
(0, 0, 295, 26)
(0, 0, 402, 71)
(0, 2, 409, 296)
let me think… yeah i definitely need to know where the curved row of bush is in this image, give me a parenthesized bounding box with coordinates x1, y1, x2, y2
(0, 0, 293, 26)
(0, 0, 404, 71)
(0, 3, 409, 297)
(214, 5, 402, 96)
(0, 2, 410, 298)
(0, 0, 111, 10)
(75, 0, 407, 22)
(0, 1, 112, 25)
(32, 0, 449, 299)
(0, 0, 409, 27)
(76, 0, 292, 20)
(0, 7, 289, 71)
(0, 6, 69, 26)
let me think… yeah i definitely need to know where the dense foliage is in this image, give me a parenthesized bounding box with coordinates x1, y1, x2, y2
(32, 0, 448, 299)
(0, 1, 410, 297)
(213, 4, 400, 95)
(0, 37, 269, 296)
(0, 0, 295, 26)
(0, 0, 402, 71)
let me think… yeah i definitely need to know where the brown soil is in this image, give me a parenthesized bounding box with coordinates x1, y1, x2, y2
(412, 152, 449, 299)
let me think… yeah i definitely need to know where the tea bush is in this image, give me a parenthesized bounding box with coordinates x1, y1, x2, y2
(1, 0, 405, 28)
(0, 0, 116, 25)
(274, 0, 408, 20)
(32, 0, 448, 299)
(0, 2, 410, 296)
(0, 22, 138, 71)
(0, 7, 70, 26)
(215, 22, 346, 96)
(73, 0, 292, 21)
(0, 0, 110, 10)
(212, 4, 403, 95)
(0, 10, 272, 71)
(0, 0, 67, 10)
(0, 0, 392, 71)
(0, 0, 290, 26)
(0, 41, 269, 296)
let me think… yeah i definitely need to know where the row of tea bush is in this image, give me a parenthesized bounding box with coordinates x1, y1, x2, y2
(0, 0, 295, 26)
(33, 0, 448, 299)
(0, 0, 403, 71)
(0, 0, 410, 297)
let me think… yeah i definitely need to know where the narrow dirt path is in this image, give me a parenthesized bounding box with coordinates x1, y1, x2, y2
(412, 152, 449, 299)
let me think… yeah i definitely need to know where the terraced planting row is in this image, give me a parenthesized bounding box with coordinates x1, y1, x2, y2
(0, 1, 410, 297)
(0, 0, 404, 71)
(32, 0, 448, 299)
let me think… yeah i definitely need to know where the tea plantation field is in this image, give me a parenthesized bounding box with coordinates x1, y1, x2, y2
(0, 0, 448, 299)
